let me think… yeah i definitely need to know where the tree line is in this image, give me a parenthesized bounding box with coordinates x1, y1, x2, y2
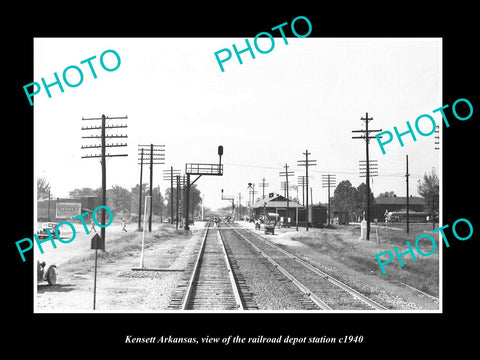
(37, 178, 203, 221)
(331, 168, 439, 221)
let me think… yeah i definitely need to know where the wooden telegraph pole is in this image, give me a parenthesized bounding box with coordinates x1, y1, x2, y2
(352, 113, 382, 240)
(81, 114, 128, 309)
(298, 150, 316, 231)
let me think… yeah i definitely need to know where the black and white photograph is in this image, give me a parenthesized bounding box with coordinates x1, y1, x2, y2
(32, 37, 442, 314)
(7, 5, 478, 355)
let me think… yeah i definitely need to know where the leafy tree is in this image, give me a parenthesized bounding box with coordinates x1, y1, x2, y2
(164, 184, 202, 220)
(151, 186, 166, 217)
(131, 183, 149, 215)
(164, 186, 175, 219)
(355, 183, 376, 220)
(378, 191, 396, 197)
(69, 187, 101, 198)
(37, 176, 51, 200)
(418, 167, 439, 217)
(107, 185, 131, 213)
(331, 180, 357, 216)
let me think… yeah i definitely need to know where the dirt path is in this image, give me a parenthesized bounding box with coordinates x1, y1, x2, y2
(35, 223, 203, 312)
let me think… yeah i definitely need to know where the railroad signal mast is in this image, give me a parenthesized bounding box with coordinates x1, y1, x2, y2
(352, 112, 382, 240)
(247, 182, 257, 219)
(297, 150, 316, 231)
(321, 174, 336, 226)
(221, 189, 235, 220)
(138, 144, 165, 232)
(184, 145, 224, 231)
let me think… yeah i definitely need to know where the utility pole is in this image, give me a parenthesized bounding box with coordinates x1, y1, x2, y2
(47, 189, 51, 222)
(322, 174, 336, 226)
(298, 176, 306, 206)
(81, 114, 128, 243)
(238, 192, 242, 220)
(352, 112, 382, 240)
(258, 178, 270, 199)
(138, 144, 165, 232)
(405, 154, 410, 234)
(158, 185, 163, 223)
(298, 150, 316, 231)
(137, 148, 144, 231)
(163, 167, 180, 225)
(247, 183, 257, 220)
(81, 114, 127, 311)
(279, 164, 294, 227)
(176, 175, 180, 230)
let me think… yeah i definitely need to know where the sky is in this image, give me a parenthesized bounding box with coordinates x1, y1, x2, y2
(34, 37, 441, 211)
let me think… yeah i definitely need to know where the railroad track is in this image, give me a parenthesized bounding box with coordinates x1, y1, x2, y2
(225, 223, 388, 311)
(169, 222, 255, 310)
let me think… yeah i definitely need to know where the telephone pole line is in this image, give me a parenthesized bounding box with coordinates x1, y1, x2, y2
(138, 144, 165, 232)
(298, 176, 306, 206)
(321, 174, 336, 226)
(258, 178, 270, 199)
(298, 150, 316, 231)
(238, 192, 243, 219)
(352, 112, 382, 240)
(163, 167, 181, 226)
(279, 164, 294, 227)
(137, 148, 145, 231)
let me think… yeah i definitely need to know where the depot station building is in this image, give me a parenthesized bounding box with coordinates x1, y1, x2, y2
(250, 193, 326, 227)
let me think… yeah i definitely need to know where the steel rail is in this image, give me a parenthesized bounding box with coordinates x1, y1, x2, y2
(181, 222, 244, 310)
(180, 223, 210, 310)
(231, 227, 332, 310)
(217, 228, 245, 310)
(234, 225, 388, 311)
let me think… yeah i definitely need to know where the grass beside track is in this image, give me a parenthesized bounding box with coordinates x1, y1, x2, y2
(60, 224, 193, 272)
(276, 223, 440, 297)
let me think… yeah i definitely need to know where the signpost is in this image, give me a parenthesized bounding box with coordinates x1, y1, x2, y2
(131, 195, 183, 273)
(56, 202, 81, 218)
(90, 232, 105, 310)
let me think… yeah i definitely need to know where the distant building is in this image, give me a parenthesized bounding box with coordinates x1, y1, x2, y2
(37, 195, 102, 222)
(251, 194, 301, 221)
(374, 196, 426, 222)
(251, 193, 326, 227)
